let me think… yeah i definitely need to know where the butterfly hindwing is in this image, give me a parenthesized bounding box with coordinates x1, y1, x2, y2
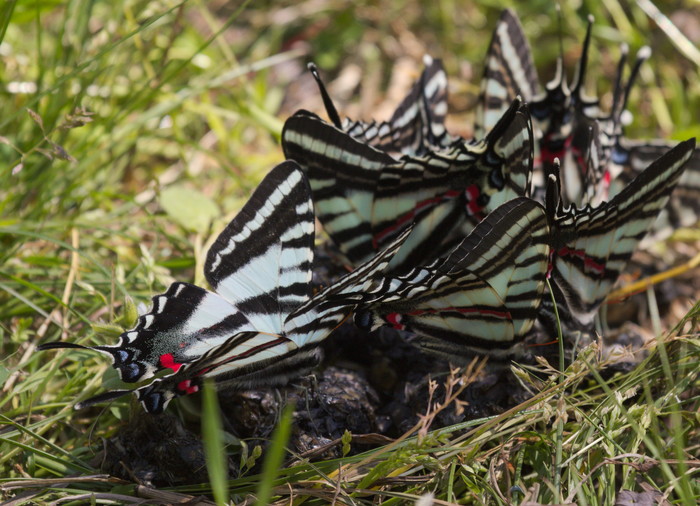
(358, 197, 549, 360)
(550, 139, 696, 327)
(439, 197, 549, 337)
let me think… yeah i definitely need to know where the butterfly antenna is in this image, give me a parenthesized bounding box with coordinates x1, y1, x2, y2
(307, 62, 343, 128)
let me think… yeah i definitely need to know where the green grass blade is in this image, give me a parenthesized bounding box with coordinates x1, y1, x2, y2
(202, 380, 229, 506)
(0, 0, 17, 45)
(254, 403, 294, 506)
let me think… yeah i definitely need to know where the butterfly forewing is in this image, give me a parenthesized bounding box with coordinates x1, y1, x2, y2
(282, 111, 396, 265)
(205, 161, 315, 333)
(476, 8, 539, 137)
(611, 139, 700, 233)
(331, 56, 453, 156)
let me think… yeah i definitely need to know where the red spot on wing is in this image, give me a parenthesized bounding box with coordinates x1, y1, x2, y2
(464, 184, 485, 219)
(386, 312, 405, 331)
(177, 380, 199, 395)
(160, 353, 182, 372)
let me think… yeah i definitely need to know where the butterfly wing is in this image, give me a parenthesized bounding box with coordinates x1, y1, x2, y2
(550, 139, 696, 327)
(282, 110, 396, 265)
(132, 227, 414, 413)
(438, 197, 550, 338)
(343, 56, 454, 155)
(610, 138, 700, 234)
(39, 162, 324, 411)
(38, 282, 256, 384)
(205, 160, 315, 334)
(476, 9, 540, 137)
(285, 225, 413, 345)
(359, 197, 549, 360)
(132, 330, 317, 413)
(372, 98, 534, 271)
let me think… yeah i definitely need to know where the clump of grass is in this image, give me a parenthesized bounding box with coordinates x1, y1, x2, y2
(1, 1, 698, 504)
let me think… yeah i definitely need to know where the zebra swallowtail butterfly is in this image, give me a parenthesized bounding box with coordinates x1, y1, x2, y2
(477, 8, 700, 227)
(307, 56, 455, 157)
(541, 138, 696, 336)
(39, 161, 410, 413)
(282, 97, 533, 272)
(476, 9, 613, 206)
(355, 197, 550, 360)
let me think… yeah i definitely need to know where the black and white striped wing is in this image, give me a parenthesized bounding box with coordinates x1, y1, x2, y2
(284, 225, 413, 342)
(360, 268, 513, 361)
(372, 98, 534, 270)
(475, 9, 539, 137)
(42, 161, 312, 383)
(282, 110, 396, 265)
(438, 197, 550, 339)
(37, 282, 259, 386)
(129, 227, 413, 413)
(204, 161, 315, 333)
(610, 138, 700, 235)
(40, 161, 351, 413)
(358, 198, 549, 360)
(550, 139, 695, 328)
